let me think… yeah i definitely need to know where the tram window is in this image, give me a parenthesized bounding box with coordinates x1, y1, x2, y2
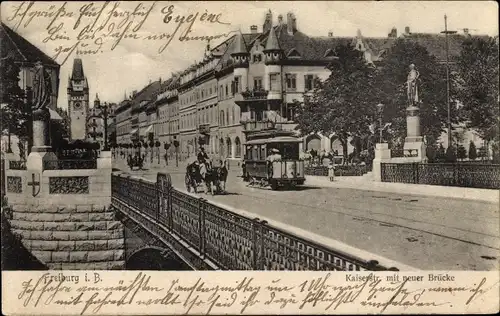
(282, 143, 299, 160)
(261, 145, 267, 160)
(252, 145, 259, 161)
(246, 146, 252, 160)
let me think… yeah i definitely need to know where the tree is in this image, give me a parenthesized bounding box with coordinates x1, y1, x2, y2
(0, 54, 28, 150)
(372, 39, 462, 147)
(457, 145, 467, 161)
(295, 43, 376, 159)
(457, 37, 499, 147)
(468, 141, 477, 160)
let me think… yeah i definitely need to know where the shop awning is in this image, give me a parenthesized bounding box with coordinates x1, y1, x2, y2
(141, 125, 153, 136)
(130, 129, 138, 135)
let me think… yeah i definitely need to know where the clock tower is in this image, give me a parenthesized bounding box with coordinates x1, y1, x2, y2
(67, 57, 89, 140)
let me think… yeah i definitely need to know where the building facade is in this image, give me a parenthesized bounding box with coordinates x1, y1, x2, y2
(113, 11, 488, 161)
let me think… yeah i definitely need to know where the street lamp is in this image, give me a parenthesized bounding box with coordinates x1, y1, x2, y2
(98, 102, 110, 151)
(376, 103, 384, 143)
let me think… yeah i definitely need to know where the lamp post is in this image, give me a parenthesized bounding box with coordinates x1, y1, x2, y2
(173, 136, 179, 167)
(98, 102, 109, 151)
(376, 103, 384, 143)
(441, 14, 455, 150)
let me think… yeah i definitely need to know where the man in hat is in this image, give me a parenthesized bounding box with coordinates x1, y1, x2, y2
(266, 148, 281, 179)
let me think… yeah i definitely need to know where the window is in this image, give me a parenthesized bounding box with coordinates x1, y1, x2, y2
(220, 85, 223, 98)
(253, 54, 262, 62)
(225, 85, 228, 97)
(226, 110, 229, 126)
(235, 137, 241, 158)
(234, 76, 241, 93)
(286, 74, 297, 90)
(220, 110, 225, 126)
(305, 75, 314, 91)
(253, 77, 263, 90)
(232, 107, 235, 125)
(269, 73, 280, 91)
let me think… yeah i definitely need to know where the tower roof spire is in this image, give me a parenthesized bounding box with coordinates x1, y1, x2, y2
(231, 31, 248, 55)
(71, 57, 85, 80)
(264, 25, 281, 52)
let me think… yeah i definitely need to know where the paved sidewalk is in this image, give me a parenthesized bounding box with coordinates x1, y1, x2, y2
(306, 175, 499, 203)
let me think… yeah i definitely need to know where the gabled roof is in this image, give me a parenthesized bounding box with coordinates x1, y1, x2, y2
(0, 23, 59, 67)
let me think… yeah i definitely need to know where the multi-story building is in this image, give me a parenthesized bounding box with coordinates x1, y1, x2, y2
(156, 75, 180, 157)
(114, 11, 491, 161)
(87, 94, 104, 147)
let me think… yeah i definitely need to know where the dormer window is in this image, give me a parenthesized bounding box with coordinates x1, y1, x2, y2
(324, 49, 337, 58)
(286, 48, 301, 59)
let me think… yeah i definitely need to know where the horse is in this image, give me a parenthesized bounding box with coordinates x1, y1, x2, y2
(185, 162, 201, 193)
(199, 160, 217, 195)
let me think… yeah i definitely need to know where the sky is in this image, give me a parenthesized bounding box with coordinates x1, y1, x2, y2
(1, 1, 498, 110)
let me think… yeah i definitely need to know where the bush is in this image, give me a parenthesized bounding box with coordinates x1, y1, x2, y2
(457, 145, 467, 161)
(445, 146, 457, 163)
(468, 141, 477, 160)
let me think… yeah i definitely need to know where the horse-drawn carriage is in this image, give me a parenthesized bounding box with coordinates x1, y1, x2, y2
(185, 159, 228, 195)
(242, 136, 305, 190)
(127, 154, 144, 170)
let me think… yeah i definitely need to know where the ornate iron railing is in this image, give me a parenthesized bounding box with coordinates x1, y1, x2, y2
(43, 160, 97, 170)
(381, 163, 500, 189)
(8, 160, 26, 170)
(391, 148, 404, 158)
(111, 173, 400, 271)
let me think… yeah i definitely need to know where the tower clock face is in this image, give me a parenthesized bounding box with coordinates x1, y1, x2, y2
(74, 102, 82, 110)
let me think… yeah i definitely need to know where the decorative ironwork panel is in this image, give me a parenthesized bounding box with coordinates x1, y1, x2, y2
(260, 224, 386, 271)
(419, 163, 500, 189)
(44, 160, 97, 170)
(390, 148, 404, 158)
(171, 190, 201, 249)
(9, 160, 26, 170)
(6, 176, 22, 193)
(157, 173, 172, 229)
(381, 163, 417, 184)
(49, 176, 89, 194)
(203, 202, 257, 270)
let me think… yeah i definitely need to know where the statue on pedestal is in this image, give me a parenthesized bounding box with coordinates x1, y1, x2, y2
(406, 64, 420, 107)
(32, 61, 52, 114)
(31, 61, 53, 149)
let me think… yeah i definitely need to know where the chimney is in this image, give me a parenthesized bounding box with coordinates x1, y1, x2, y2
(404, 26, 410, 35)
(287, 12, 295, 35)
(263, 10, 272, 33)
(278, 14, 283, 25)
(250, 25, 258, 34)
(328, 31, 333, 37)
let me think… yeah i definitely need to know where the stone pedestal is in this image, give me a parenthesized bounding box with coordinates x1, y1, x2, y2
(27, 109, 58, 171)
(372, 143, 391, 182)
(403, 106, 426, 162)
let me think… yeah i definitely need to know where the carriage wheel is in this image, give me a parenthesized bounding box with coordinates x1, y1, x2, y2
(270, 180, 278, 191)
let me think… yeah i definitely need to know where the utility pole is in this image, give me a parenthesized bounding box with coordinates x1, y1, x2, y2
(441, 14, 454, 150)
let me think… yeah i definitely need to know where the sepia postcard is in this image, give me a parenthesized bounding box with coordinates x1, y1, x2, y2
(1, 1, 499, 314)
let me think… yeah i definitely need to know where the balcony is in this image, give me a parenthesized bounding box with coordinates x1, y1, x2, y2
(241, 119, 275, 132)
(240, 88, 269, 101)
(198, 124, 210, 134)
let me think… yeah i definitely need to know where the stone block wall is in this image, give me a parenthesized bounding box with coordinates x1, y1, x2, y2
(8, 204, 124, 270)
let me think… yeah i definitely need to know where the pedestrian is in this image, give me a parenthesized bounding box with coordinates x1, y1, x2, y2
(328, 161, 335, 182)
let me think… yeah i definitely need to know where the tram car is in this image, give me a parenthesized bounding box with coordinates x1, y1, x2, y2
(242, 136, 305, 190)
